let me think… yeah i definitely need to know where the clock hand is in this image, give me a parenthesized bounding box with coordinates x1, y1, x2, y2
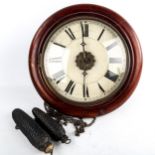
(83, 70, 87, 100)
(80, 22, 87, 58)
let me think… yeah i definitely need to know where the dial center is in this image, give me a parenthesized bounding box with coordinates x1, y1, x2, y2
(75, 51, 95, 70)
(65, 38, 109, 84)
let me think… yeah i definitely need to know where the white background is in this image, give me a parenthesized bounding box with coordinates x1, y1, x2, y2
(0, 0, 154, 155)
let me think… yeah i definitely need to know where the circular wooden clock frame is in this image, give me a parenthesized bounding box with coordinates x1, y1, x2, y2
(29, 4, 142, 118)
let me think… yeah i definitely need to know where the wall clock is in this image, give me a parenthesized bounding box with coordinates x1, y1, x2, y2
(29, 4, 142, 118)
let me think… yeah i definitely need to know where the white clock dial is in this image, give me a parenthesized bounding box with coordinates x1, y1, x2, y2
(42, 19, 129, 104)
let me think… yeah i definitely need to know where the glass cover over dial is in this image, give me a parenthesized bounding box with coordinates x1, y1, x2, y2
(41, 18, 129, 105)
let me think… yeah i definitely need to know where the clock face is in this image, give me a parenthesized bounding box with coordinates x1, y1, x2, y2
(41, 18, 130, 105)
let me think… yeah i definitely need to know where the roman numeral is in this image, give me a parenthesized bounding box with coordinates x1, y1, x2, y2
(105, 70, 118, 82)
(49, 57, 62, 63)
(53, 42, 66, 48)
(83, 84, 89, 98)
(98, 83, 105, 93)
(65, 28, 76, 40)
(53, 70, 65, 84)
(80, 22, 89, 37)
(97, 28, 105, 40)
(65, 80, 76, 94)
(109, 58, 122, 63)
(106, 41, 118, 51)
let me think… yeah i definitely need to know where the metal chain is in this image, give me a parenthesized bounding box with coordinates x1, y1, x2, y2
(44, 102, 96, 136)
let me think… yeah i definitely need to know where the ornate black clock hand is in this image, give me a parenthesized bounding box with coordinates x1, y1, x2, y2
(80, 22, 87, 58)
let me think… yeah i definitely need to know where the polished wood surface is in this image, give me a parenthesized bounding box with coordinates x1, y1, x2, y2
(29, 4, 142, 117)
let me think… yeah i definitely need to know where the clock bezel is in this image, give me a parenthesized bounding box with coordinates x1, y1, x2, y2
(29, 4, 142, 117)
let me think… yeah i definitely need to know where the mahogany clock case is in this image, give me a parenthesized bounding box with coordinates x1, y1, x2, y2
(29, 4, 142, 117)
